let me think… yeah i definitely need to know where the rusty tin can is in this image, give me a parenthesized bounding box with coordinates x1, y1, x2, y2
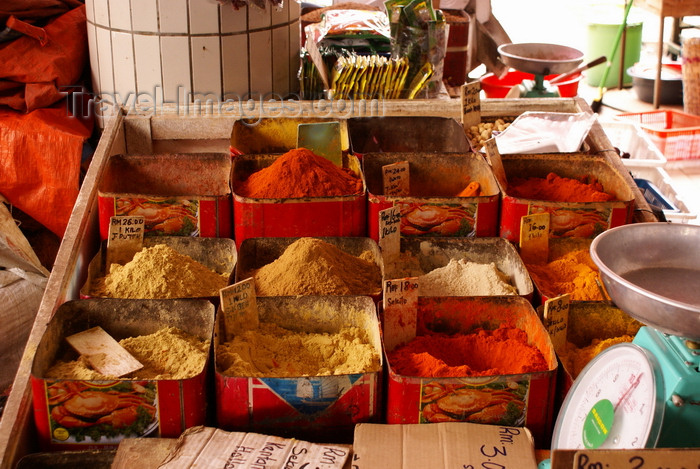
(214, 295, 382, 442)
(385, 237, 533, 300)
(97, 153, 232, 239)
(30, 299, 215, 451)
(383, 296, 557, 448)
(80, 236, 237, 299)
(231, 154, 367, 249)
(348, 116, 470, 156)
(499, 153, 635, 242)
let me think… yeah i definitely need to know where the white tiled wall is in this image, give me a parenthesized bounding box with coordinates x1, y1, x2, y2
(86, 0, 300, 106)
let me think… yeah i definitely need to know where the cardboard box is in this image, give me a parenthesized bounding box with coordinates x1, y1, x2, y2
(215, 296, 383, 442)
(98, 153, 233, 239)
(499, 153, 635, 242)
(231, 154, 367, 249)
(363, 152, 500, 241)
(352, 422, 538, 469)
(30, 299, 215, 451)
(383, 296, 557, 448)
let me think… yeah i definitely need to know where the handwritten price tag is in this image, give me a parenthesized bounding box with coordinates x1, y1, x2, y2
(519, 212, 550, 264)
(572, 449, 700, 469)
(483, 138, 508, 190)
(544, 294, 570, 351)
(378, 206, 401, 265)
(382, 161, 409, 197)
(106, 215, 144, 266)
(383, 278, 419, 352)
(220, 277, 259, 339)
(460, 81, 481, 130)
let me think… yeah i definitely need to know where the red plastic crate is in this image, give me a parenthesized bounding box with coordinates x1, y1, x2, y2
(614, 110, 700, 162)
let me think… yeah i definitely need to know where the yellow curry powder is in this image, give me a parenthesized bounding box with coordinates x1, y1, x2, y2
(91, 244, 228, 298)
(526, 249, 603, 301)
(216, 322, 381, 378)
(559, 336, 635, 378)
(46, 327, 210, 380)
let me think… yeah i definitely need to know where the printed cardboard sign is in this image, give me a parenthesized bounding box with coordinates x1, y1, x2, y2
(106, 215, 144, 266)
(519, 212, 550, 264)
(382, 160, 409, 196)
(220, 277, 259, 339)
(383, 278, 419, 351)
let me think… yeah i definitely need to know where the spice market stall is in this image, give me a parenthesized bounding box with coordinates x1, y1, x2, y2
(0, 97, 660, 468)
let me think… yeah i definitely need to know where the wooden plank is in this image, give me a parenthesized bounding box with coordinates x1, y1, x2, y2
(0, 111, 126, 469)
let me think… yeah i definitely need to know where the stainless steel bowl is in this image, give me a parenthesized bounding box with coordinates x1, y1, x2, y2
(497, 43, 584, 75)
(590, 223, 700, 340)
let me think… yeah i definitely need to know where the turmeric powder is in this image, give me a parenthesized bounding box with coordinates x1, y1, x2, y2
(559, 335, 635, 378)
(526, 249, 603, 301)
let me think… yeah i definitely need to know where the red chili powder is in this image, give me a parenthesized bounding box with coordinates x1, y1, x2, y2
(387, 324, 549, 377)
(508, 172, 616, 202)
(236, 148, 363, 198)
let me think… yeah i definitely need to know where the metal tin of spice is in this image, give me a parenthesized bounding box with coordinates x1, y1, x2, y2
(364, 152, 500, 241)
(97, 153, 233, 239)
(498, 153, 635, 243)
(214, 295, 382, 442)
(30, 299, 215, 451)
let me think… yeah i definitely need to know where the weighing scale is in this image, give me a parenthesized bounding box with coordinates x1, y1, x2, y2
(551, 223, 700, 450)
(497, 43, 583, 98)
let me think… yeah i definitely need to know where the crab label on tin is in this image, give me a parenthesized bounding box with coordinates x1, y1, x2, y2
(379, 206, 401, 265)
(383, 278, 419, 351)
(382, 160, 409, 196)
(220, 277, 259, 339)
(106, 215, 144, 266)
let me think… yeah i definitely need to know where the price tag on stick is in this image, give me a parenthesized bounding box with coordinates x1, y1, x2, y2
(460, 81, 481, 131)
(106, 215, 144, 267)
(382, 278, 419, 352)
(483, 138, 507, 191)
(66, 326, 143, 377)
(382, 161, 409, 196)
(519, 212, 550, 264)
(378, 206, 401, 266)
(220, 277, 259, 340)
(544, 293, 570, 352)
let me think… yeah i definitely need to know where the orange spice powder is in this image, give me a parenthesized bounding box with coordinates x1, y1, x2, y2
(235, 147, 363, 198)
(387, 324, 549, 377)
(508, 172, 616, 202)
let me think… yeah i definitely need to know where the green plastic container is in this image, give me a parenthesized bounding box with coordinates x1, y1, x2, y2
(586, 21, 643, 88)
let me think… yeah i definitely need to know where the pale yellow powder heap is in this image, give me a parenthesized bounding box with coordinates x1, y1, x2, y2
(253, 238, 382, 296)
(216, 322, 381, 377)
(46, 327, 210, 380)
(91, 244, 228, 298)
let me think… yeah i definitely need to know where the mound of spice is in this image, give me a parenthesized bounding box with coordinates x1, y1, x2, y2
(508, 172, 616, 202)
(253, 238, 382, 296)
(216, 322, 380, 377)
(388, 324, 548, 377)
(419, 259, 517, 296)
(90, 244, 228, 299)
(526, 249, 603, 301)
(559, 336, 635, 378)
(46, 327, 210, 380)
(235, 148, 363, 198)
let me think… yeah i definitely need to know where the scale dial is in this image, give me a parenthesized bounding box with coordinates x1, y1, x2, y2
(552, 343, 665, 450)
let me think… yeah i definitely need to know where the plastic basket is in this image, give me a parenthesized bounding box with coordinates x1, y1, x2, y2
(600, 120, 666, 168)
(628, 166, 697, 223)
(614, 110, 700, 162)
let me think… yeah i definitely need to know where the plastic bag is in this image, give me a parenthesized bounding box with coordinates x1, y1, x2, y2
(0, 5, 87, 112)
(0, 102, 93, 237)
(492, 112, 598, 154)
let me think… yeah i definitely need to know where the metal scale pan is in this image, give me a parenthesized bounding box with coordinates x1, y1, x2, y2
(550, 223, 700, 453)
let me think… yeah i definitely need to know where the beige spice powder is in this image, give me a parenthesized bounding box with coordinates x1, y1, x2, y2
(216, 322, 380, 378)
(91, 244, 228, 299)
